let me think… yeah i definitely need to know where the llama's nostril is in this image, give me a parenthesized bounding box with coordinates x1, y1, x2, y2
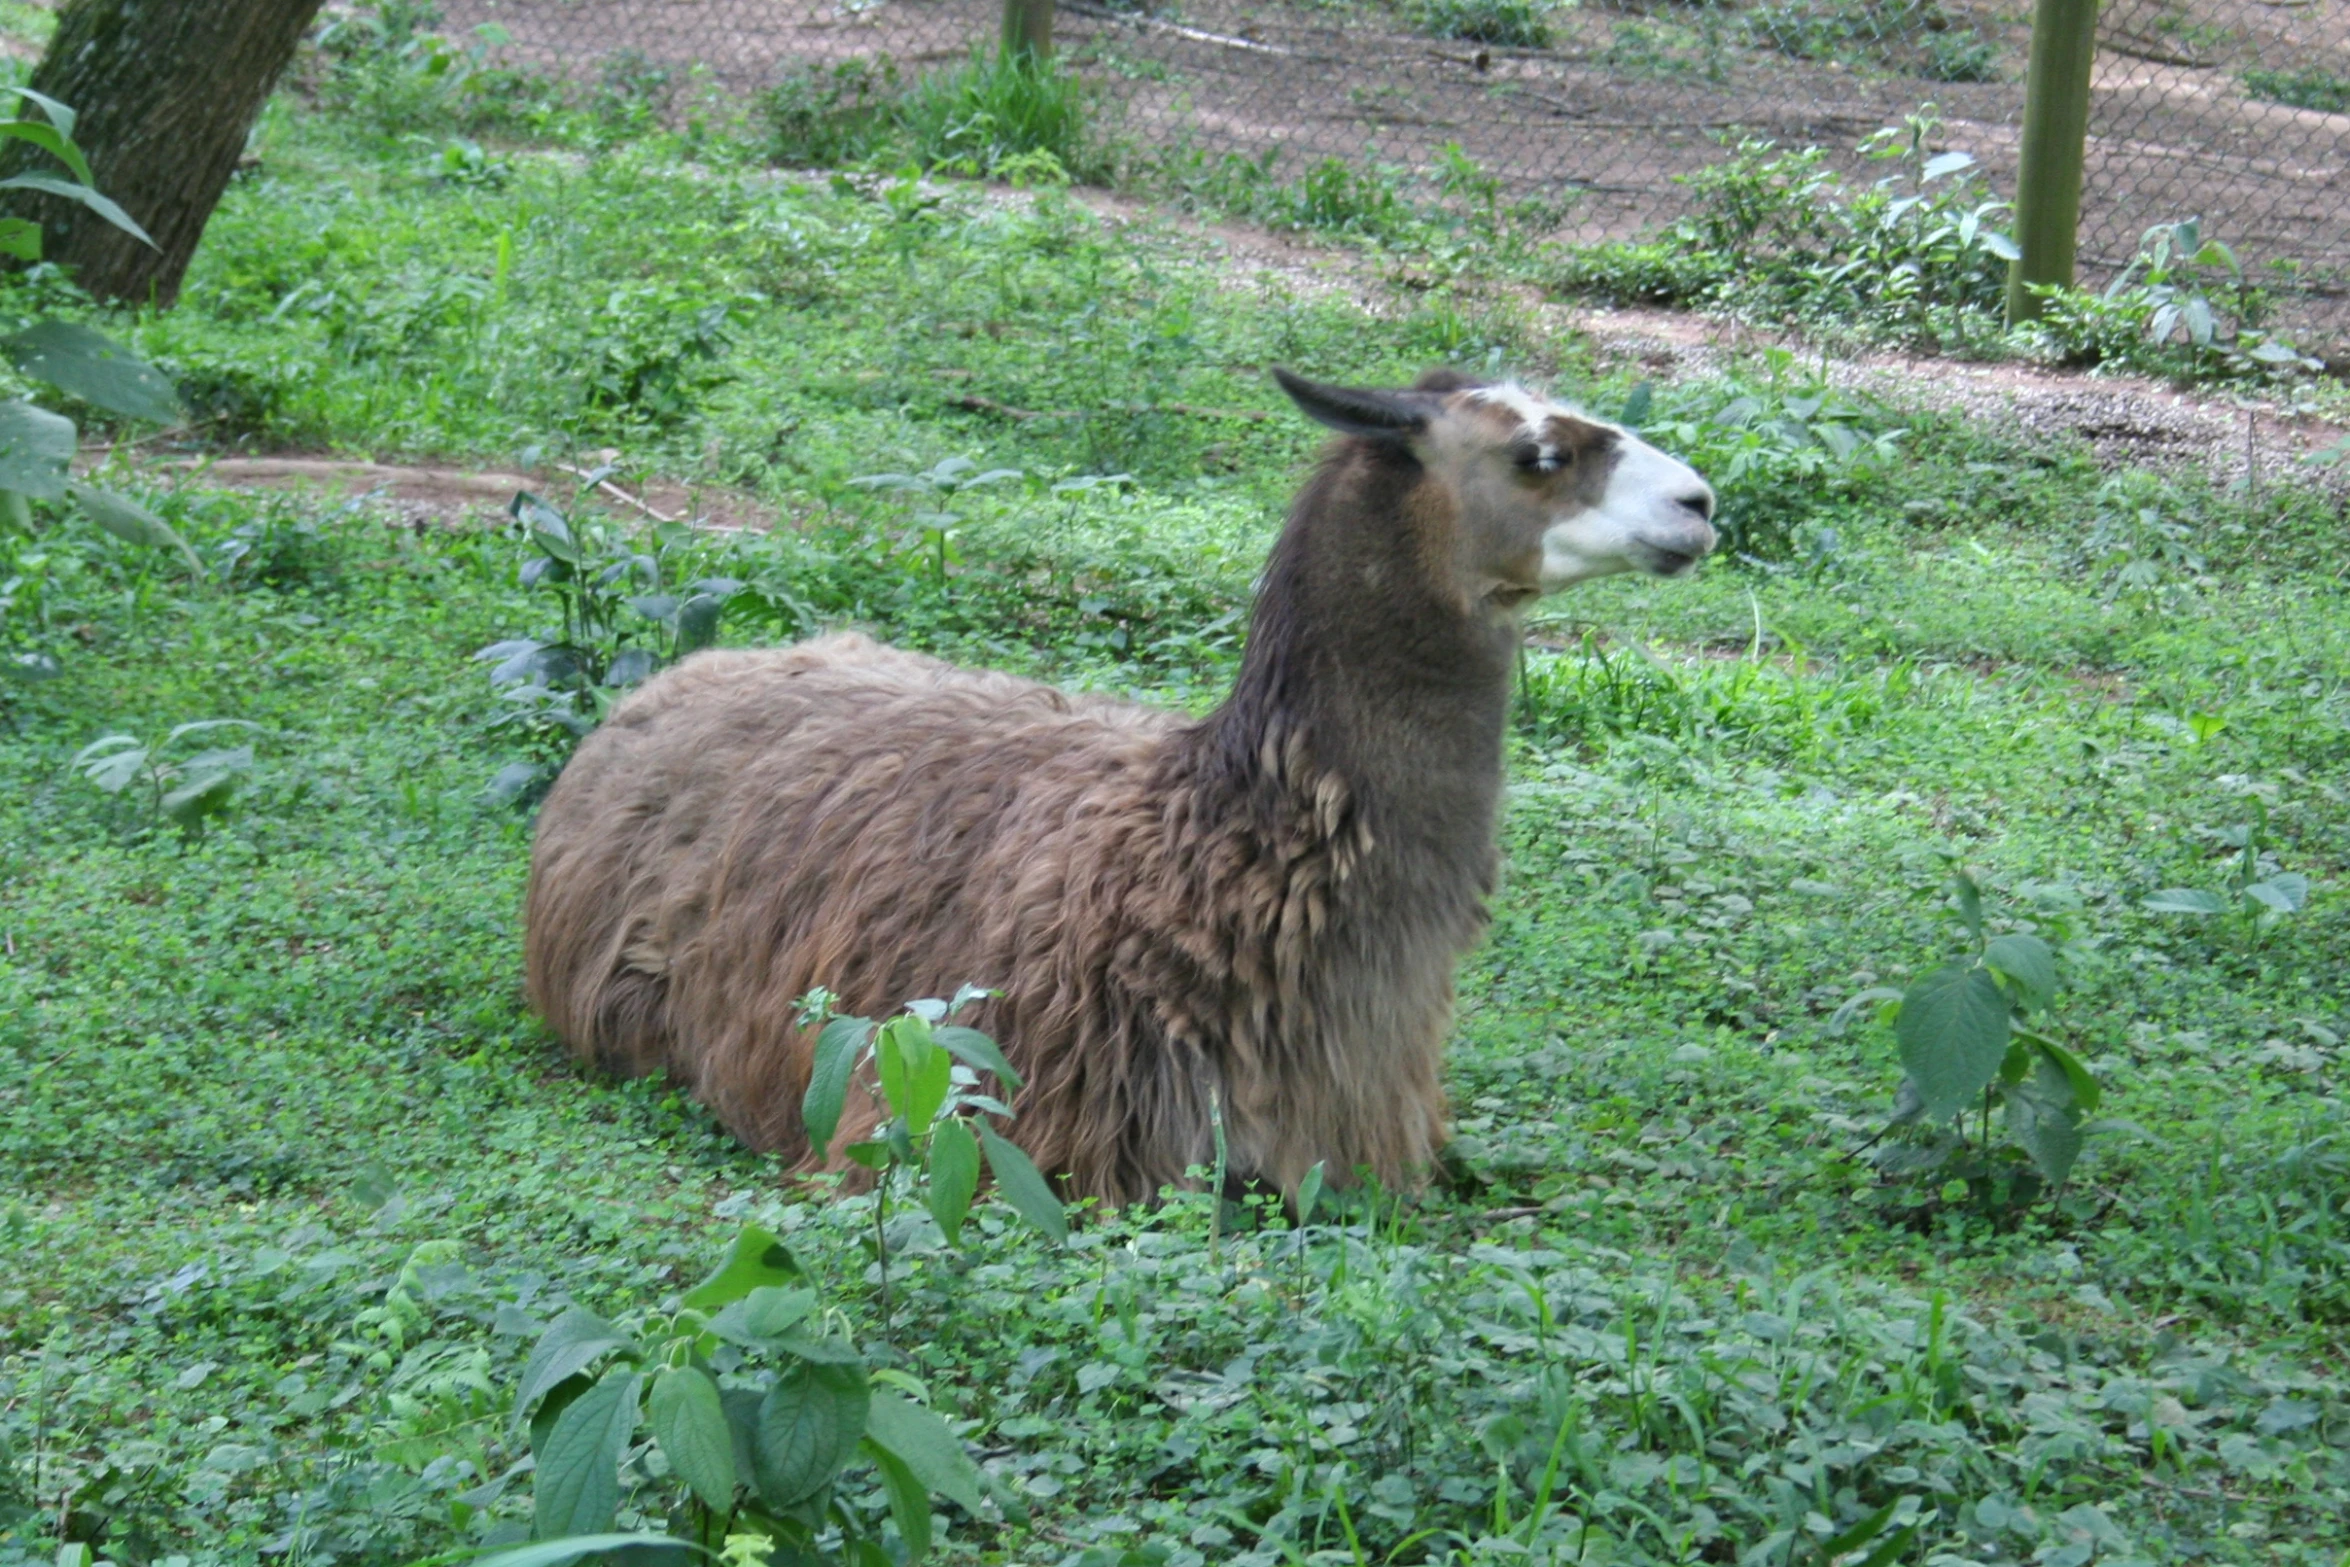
(1679, 490, 1715, 522)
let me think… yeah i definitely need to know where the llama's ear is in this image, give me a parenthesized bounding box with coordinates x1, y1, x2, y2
(1272, 367, 1436, 443)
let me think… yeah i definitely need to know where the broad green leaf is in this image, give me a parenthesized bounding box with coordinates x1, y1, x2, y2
(675, 591, 726, 653)
(529, 1372, 592, 1459)
(6, 88, 76, 141)
(863, 1387, 985, 1515)
(1824, 984, 1904, 1037)
(516, 1306, 634, 1426)
(5, 321, 181, 422)
(863, 1438, 933, 1561)
(649, 1365, 736, 1512)
(508, 491, 580, 563)
(802, 1015, 872, 1153)
(0, 398, 75, 498)
(532, 1368, 641, 1540)
(1295, 1160, 1326, 1227)
(751, 1357, 868, 1507)
(926, 1116, 980, 1245)
(1619, 380, 1653, 429)
(878, 1015, 950, 1132)
(2023, 1032, 2103, 1114)
(1982, 933, 2057, 1012)
(0, 216, 38, 261)
(1894, 964, 2011, 1122)
(2004, 1053, 2085, 1186)
(977, 1124, 1068, 1242)
(681, 1224, 805, 1311)
(468, 1535, 710, 1567)
(161, 755, 247, 828)
(705, 1285, 816, 1347)
(0, 173, 151, 247)
(2246, 874, 2308, 914)
(934, 1024, 1022, 1092)
(0, 119, 89, 182)
(1948, 871, 1983, 942)
(68, 483, 202, 574)
(772, 1328, 867, 1366)
(2143, 887, 2228, 915)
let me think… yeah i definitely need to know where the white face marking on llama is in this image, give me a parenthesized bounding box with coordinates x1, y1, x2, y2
(1470, 383, 1717, 588)
(1271, 367, 1716, 607)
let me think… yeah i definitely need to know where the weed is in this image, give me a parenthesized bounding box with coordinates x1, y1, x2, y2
(474, 491, 798, 799)
(900, 52, 1093, 179)
(70, 719, 261, 838)
(2024, 218, 2324, 383)
(799, 990, 1067, 1330)
(2241, 65, 2350, 114)
(1831, 868, 2109, 1225)
(1410, 0, 1554, 49)
(760, 57, 905, 167)
(2141, 797, 2312, 942)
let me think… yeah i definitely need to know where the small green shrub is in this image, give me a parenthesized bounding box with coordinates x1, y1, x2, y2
(760, 56, 905, 167)
(757, 52, 1092, 179)
(475, 492, 804, 801)
(2241, 65, 2350, 113)
(1411, 0, 1554, 47)
(588, 47, 673, 133)
(493, 1224, 987, 1560)
(900, 52, 1093, 179)
(71, 719, 262, 838)
(1921, 26, 2002, 82)
(1551, 115, 2017, 349)
(1831, 870, 2111, 1227)
(2023, 217, 2323, 382)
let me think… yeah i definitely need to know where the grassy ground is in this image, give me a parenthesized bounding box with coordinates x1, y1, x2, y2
(1, 85, 2347, 1567)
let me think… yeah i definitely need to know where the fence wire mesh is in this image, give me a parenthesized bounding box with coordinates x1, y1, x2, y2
(435, 0, 2350, 338)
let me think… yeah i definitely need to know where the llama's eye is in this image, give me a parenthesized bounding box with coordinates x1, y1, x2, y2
(1514, 447, 1563, 475)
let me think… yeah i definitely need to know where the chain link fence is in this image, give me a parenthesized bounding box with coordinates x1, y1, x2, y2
(437, 0, 2350, 339)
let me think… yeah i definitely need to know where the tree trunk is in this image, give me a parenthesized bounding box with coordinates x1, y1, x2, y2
(3, 0, 326, 308)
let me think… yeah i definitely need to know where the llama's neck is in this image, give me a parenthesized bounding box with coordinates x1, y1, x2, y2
(1186, 449, 1519, 902)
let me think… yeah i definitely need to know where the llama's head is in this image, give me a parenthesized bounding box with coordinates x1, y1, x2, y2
(1273, 367, 1717, 608)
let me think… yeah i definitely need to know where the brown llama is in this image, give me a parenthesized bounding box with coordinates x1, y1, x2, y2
(524, 368, 1716, 1206)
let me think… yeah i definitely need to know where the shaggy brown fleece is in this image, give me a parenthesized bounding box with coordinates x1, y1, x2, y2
(525, 370, 1699, 1206)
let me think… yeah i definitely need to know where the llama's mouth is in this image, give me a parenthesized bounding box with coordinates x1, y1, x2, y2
(1635, 542, 1705, 576)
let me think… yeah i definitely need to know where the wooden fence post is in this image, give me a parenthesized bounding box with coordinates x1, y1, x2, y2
(1002, 0, 1054, 62)
(2005, 0, 2104, 325)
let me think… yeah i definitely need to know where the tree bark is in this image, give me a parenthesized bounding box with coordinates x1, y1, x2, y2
(3, 0, 326, 308)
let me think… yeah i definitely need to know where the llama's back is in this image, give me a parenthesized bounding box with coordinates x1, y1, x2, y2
(524, 633, 1176, 1156)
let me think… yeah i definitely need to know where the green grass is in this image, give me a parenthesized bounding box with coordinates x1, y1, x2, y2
(2, 95, 2348, 1566)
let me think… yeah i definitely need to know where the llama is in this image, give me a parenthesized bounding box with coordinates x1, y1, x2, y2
(524, 368, 1715, 1206)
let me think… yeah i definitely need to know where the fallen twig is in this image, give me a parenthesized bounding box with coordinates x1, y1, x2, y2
(551, 460, 681, 524)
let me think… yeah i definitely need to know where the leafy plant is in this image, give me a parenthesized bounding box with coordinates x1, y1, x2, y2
(899, 52, 1093, 180)
(844, 456, 1022, 585)
(1834, 870, 2110, 1220)
(760, 57, 906, 168)
(2025, 218, 2322, 382)
(1553, 116, 2018, 348)
(474, 489, 807, 800)
(2240, 65, 2350, 113)
(2142, 798, 2310, 940)
(1410, 0, 1554, 49)
(315, 1, 519, 137)
(799, 990, 1069, 1327)
(70, 719, 260, 837)
(500, 1223, 986, 1561)
(0, 91, 196, 568)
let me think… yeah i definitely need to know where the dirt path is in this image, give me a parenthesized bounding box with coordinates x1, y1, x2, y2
(161, 455, 781, 532)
